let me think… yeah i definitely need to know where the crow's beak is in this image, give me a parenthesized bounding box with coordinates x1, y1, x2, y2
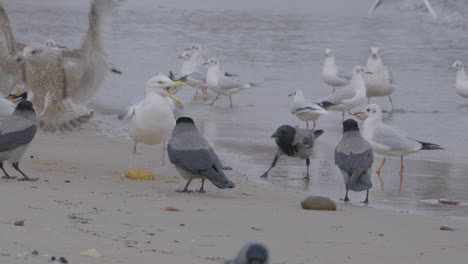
(271, 132, 279, 138)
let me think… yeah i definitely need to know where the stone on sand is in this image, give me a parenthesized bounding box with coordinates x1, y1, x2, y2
(301, 196, 337, 211)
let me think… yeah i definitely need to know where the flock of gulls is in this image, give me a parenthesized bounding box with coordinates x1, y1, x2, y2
(0, 0, 464, 262)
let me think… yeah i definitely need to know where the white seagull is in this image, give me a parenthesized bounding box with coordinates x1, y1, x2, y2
(289, 90, 327, 129)
(118, 75, 184, 168)
(368, 0, 438, 19)
(205, 57, 254, 108)
(317, 65, 370, 121)
(321, 49, 351, 93)
(354, 104, 443, 192)
(179, 50, 208, 101)
(364, 46, 396, 112)
(450, 60, 468, 98)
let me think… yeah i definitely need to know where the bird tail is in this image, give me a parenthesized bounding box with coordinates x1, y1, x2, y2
(313, 129, 324, 139)
(39, 101, 94, 133)
(318, 101, 335, 109)
(417, 140, 444, 150)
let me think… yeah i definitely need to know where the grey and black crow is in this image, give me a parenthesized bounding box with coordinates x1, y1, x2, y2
(335, 119, 373, 203)
(0, 100, 38, 181)
(227, 242, 269, 264)
(261, 125, 324, 179)
(168, 117, 235, 192)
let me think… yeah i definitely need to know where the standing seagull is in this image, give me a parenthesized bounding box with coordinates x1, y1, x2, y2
(261, 125, 324, 179)
(335, 119, 373, 203)
(0, 100, 38, 181)
(450, 60, 468, 98)
(168, 117, 235, 193)
(118, 75, 184, 168)
(179, 51, 208, 101)
(227, 243, 269, 264)
(0, 0, 118, 132)
(364, 47, 396, 112)
(354, 104, 443, 192)
(321, 49, 351, 93)
(317, 65, 370, 121)
(205, 58, 254, 108)
(368, 0, 438, 19)
(289, 90, 327, 129)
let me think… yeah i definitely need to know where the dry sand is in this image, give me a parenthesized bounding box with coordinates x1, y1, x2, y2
(0, 132, 467, 264)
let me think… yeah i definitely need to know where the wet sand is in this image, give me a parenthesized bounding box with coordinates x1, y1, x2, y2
(0, 132, 467, 263)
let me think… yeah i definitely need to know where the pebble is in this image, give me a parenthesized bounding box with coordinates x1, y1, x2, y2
(31, 250, 39, 255)
(14, 221, 24, 226)
(301, 196, 337, 211)
(440, 226, 455, 231)
(59, 256, 68, 263)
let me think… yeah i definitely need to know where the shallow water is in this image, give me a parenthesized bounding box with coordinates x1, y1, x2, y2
(6, 0, 468, 218)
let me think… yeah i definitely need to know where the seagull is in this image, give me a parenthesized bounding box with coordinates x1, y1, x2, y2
(118, 75, 184, 168)
(368, 0, 438, 19)
(0, 0, 118, 132)
(449, 60, 468, 98)
(321, 49, 351, 93)
(364, 46, 396, 112)
(0, 100, 38, 181)
(354, 104, 443, 192)
(317, 65, 370, 121)
(205, 57, 254, 108)
(178, 51, 208, 101)
(289, 90, 327, 129)
(227, 243, 269, 264)
(261, 125, 324, 180)
(335, 119, 373, 203)
(167, 117, 235, 193)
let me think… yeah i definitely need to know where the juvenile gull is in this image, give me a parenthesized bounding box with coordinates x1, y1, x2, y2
(317, 66, 370, 121)
(335, 119, 373, 203)
(205, 57, 254, 108)
(0, 100, 38, 181)
(168, 117, 235, 193)
(227, 242, 269, 264)
(289, 89, 327, 129)
(364, 46, 396, 112)
(118, 75, 184, 168)
(368, 0, 438, 19)
(449, 60, 468, 98)
(261, 125, 324, 179)
(321, 49, 351, 93)
(354, 104, 443, 192)
(0, 0, 118, 132)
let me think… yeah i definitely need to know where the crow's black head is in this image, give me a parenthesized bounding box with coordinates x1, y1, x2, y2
(343, 119, 359, 133)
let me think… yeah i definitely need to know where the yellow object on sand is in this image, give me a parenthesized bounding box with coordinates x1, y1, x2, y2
(124, 168, 155, 180)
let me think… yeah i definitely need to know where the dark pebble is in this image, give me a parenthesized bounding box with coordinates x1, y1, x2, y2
(378, 233, 384, 236)
(65, 180, 71, 183)
(14, 220, 24, 226)
(179, 224, 185, 226)
(59, 256, 68, 263)
(31, 250, 39, 255)
(51, 256, 56, 261)
(440, 226, 455, 231)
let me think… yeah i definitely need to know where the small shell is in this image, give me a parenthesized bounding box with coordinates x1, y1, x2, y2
(165, 206, 182, 212)
(124, 168, 155, 181)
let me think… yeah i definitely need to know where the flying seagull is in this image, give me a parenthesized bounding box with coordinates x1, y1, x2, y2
(227, 242, 269, 264)
(261, 125, 324, 179)
(168, 117, 235, 193)
(0, 0, 118, 132)
(354, 104, 443, 192)
(0, 100, 38, 181)
(335, 119, 373, 203)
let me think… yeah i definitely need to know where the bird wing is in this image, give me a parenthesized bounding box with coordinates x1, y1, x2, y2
(217, 75, 250, 90)
(290, 98, 326, 114)
(372, 124, 421, 152)
(167, 144, 234, 188)
(61, 0, 117, 103)
(188, 71, 206, 83)
(335, 148, 373, 172)
(0, 125, 36, 152)
(336, 70, 351, 81)
(0, 4, 25, 95)
(319, 85, 355, 106)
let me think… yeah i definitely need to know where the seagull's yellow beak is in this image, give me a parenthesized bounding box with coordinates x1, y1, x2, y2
(353, 111, 366, 120)
(165, 82, 185, 104)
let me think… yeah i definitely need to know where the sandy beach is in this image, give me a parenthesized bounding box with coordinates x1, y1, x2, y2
(0, 132, 466, 264)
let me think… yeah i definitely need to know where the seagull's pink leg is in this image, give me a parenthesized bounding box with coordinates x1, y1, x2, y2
(193, 90, 198, 101)
(399, 156, 404, 192)
(229, 96, 233, 108)
(375, 158, 386, 191)
(210, 95, 220, 106)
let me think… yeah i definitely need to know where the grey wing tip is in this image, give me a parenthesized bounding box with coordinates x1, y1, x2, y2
(111, 68, 123, 74)
(319, 101, 334, 109)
